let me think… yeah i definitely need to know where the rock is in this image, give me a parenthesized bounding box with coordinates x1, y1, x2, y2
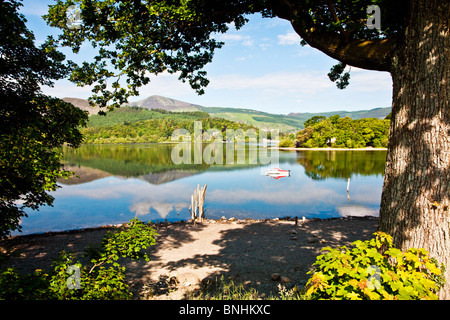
(298, 279, 308, 286)
(271, 273, 281, 281)
(280, 276, 290, 283)
(294, 265, 303, 271)
(307, 238, 316, 243)
(176, 273, 201, 287)
(290, 235, 298, 240)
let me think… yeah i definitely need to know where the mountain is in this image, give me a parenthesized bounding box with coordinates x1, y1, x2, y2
(63, 95, 391, 131)
(62, 97, 100, 115)
(200, 105, 391, 132)
(128, 95, 203, 112)
(63, 95, 204, 114)
(287, 107, 391, 122)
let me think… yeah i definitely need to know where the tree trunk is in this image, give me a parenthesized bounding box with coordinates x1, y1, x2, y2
(379, 0, 450, 299)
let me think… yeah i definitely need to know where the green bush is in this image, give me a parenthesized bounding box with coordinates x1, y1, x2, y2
(304, 232, 445, 300)
(0, 267, 50, 300)
(296, 115, 390, 148)
(278, 139, 294, 148)
(0, 218, 157, 300)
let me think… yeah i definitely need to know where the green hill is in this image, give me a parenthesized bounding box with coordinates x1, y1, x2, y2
(64, 95, 391, 132)
(80, 107, 257, 144)
(198, 106, 391, 132)
(198, 106, 304, 132)
(287, 107, 392, 125)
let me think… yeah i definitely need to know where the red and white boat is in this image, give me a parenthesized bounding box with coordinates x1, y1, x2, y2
(266, 168, 290, 179)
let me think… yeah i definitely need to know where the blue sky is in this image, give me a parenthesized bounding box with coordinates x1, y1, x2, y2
(20, 0, 392, 114)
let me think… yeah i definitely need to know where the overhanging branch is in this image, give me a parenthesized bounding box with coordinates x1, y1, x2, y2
(292, 23, 396, 72)
(269, 0, 397, 72)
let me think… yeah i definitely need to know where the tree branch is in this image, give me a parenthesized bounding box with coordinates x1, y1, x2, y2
(269, 0, 397, 72)
(292, 23, 396, 72)
(324, 0, 349, 42)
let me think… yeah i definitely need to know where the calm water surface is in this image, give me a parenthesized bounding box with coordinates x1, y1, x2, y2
(17, 143, 386, 235)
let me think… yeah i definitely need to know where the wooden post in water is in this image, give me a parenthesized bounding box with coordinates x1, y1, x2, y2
(190, 195, 195, 220)
(347, 178, 350, 202)
(199, 184, 207, 222)
(189, 184, 207, 224)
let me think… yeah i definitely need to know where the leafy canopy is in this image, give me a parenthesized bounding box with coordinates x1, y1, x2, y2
(45, 0, 265, 109)
(44, 0, 408, 107)
(0, 0, 88, 238)
(296, 115, 390, 148)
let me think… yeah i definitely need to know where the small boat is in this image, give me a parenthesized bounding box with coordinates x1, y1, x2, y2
(266, 168, 290, 179)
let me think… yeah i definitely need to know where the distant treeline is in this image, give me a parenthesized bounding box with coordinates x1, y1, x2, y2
(294, 114, 390, 148)
(81, 107, 256, 144)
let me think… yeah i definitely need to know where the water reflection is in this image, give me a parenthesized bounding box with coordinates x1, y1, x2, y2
(297, 150, 386, 180)
(61, 143, 271, 184)
(17, 144, 386, 234)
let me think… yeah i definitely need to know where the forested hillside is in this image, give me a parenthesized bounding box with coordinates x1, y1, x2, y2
(81, 107, 256, 144)
(64, 95, 391, 132)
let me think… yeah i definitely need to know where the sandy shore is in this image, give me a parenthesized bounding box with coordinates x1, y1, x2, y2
(0, 216, 379, 299)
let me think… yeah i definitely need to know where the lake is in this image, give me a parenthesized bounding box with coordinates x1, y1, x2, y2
(16, 143, 386, 235)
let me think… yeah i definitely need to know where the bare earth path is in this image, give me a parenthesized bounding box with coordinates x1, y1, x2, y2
(1, 217, 378, 299)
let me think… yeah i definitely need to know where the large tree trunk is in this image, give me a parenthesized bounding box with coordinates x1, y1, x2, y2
(379, 0, 450, 299)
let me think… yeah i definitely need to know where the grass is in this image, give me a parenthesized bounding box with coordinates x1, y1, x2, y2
(190, 276, 308, 300)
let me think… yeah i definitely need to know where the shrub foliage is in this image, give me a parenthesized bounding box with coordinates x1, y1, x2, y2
(0, 218, 157, 300)
(305, 232, 445, 300)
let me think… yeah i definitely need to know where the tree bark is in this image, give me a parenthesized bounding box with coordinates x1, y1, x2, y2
(379, 0, 450, 299)
(272, 0, 449, 298)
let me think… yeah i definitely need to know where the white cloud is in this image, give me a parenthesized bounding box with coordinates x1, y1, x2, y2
(41, 80, 94, 99)
(220, 34, 244, 41)
(58, 177, 192, 219)
(337, 205, 379, 217)
(41, 72, 194, 101)
(130, 201, 187, 218)
(209, 71, 333, 95)
(216, 33, 255, 46)
(259, 43, 272, 51)
(207, 184, 339, 205)
(278, 32, 301, 45)
(242, 39, 255, 47)
(348, 69, 392, 92)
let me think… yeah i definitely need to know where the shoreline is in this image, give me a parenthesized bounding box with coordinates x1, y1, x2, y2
(0, 215, 380, 299)
(5, 215, 379, 241)
(70, 141, 388, 151)
(273, 147, 387, 151)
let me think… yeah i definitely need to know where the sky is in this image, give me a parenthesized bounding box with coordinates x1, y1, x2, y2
(19, 0, 393, 115)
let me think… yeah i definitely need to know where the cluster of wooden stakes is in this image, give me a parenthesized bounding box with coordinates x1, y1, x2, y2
(189, 184, 207, 224)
